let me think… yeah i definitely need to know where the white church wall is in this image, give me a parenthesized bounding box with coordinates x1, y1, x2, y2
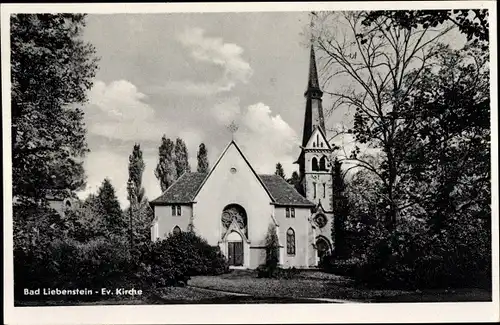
(249, 248, 266, 269)
(153, 205, 193, 239)
(193, 143, 274, 247)
(275, 206, 311, 268)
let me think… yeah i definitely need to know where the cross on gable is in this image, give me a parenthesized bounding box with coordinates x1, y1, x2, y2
(227, 120, 239, 140)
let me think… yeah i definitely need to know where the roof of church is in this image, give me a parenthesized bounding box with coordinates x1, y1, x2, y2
(150, 172, 314, 207)
(150, 172, 207, 204)
(258, 174, 314, 206)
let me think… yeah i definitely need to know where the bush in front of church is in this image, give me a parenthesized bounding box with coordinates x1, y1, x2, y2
(140, 231, 229, 287)
(257, 224, 281, 278)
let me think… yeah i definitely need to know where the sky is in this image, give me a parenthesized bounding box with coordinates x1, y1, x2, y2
(79, 12, 337, 207)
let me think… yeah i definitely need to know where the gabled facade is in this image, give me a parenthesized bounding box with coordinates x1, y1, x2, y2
(150, 140, 317, 268)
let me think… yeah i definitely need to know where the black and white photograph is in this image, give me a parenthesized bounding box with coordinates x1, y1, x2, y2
(2, 2, 498, 324)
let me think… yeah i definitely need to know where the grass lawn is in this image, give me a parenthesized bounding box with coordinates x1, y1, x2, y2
(189, 269, 492, 303)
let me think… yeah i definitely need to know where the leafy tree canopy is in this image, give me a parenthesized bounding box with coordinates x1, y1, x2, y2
(11, 14, 99, 202)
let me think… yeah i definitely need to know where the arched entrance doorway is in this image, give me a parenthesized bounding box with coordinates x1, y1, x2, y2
(226, 231, 244, 266)
(221, 204, 248, 267)
(315, 236, 332, 263)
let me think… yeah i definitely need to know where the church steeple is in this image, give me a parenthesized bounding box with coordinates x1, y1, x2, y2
(301, 44, 325, 148)
(306, 44, 321, 92)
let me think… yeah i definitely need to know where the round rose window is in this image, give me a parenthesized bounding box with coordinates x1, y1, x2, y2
(314, 214, 327, 228)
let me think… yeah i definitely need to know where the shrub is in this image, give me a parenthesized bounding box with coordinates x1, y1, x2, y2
(320, 255, 362, 276)
(350, 217, 492, 290)
(14, 235, 136, 302)
(258, 224, 280, 278)
(140, 231, 229, 288)
(257, 265, 298, 279)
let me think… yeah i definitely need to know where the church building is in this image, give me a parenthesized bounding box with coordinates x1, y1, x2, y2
(150, 45, 334, 268)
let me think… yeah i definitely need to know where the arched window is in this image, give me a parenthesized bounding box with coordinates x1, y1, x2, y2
(221, 204, 248, 237)
(319, 156, 327, 171)
(173, 226, 181, 235)
(312, 157, 319, 171)
(287, 228, 296, 255)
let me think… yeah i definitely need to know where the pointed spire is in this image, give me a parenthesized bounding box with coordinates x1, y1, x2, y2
(307, 44, 320, 90)
(300, 39, 325, 150)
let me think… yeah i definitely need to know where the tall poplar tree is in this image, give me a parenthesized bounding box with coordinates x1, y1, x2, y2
(155, 136, 176, 192)
(174, 138, 191, 178)
(127, 144, 145, 206)
(197, 143, 210, 173)
(127, 144, 146, 249)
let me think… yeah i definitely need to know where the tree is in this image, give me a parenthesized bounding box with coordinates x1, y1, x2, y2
(11, 14, 99, 202)
(362, 10, 489, 49)
(287, 171, 303, 195)
(127, 144, 146, 249)
(97, 178, 124, 237)
(331, 158, 349, 259)
(314, 11, 453, 229)
(197, 143, 210, 173)
(315, 11, 491, 289)
(155, 136, 176, 192)
(261, 223, 280, 278)
(275, 162, 286, 179)
(66, 194, 107, 241)
(123, 199, 154, 249)
(174, 138, 191, 178)
(127, 144, 146, 205)
(398, 45, 490, 232)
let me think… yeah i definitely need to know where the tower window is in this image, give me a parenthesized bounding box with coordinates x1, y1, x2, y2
(286, 207, 290, 218)
(323, 183, 326, 198)
(312, 157, 319, 171)
(320, 142, 323, 148)
(171, 206, 176, 215)
(313, 142, 316, 148)
(319, 156, 327, 171)
(316, 134, 320, 146)
(313, 182, 317, 199)
(291, 207, 295, 218)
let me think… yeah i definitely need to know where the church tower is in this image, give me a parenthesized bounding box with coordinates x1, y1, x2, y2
(296, 44, 334, 212)
(295, 44, 335, 262)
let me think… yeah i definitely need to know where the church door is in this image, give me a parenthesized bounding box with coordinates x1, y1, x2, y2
(316, 237, 331, 263)
(228, 241, 243, 266)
